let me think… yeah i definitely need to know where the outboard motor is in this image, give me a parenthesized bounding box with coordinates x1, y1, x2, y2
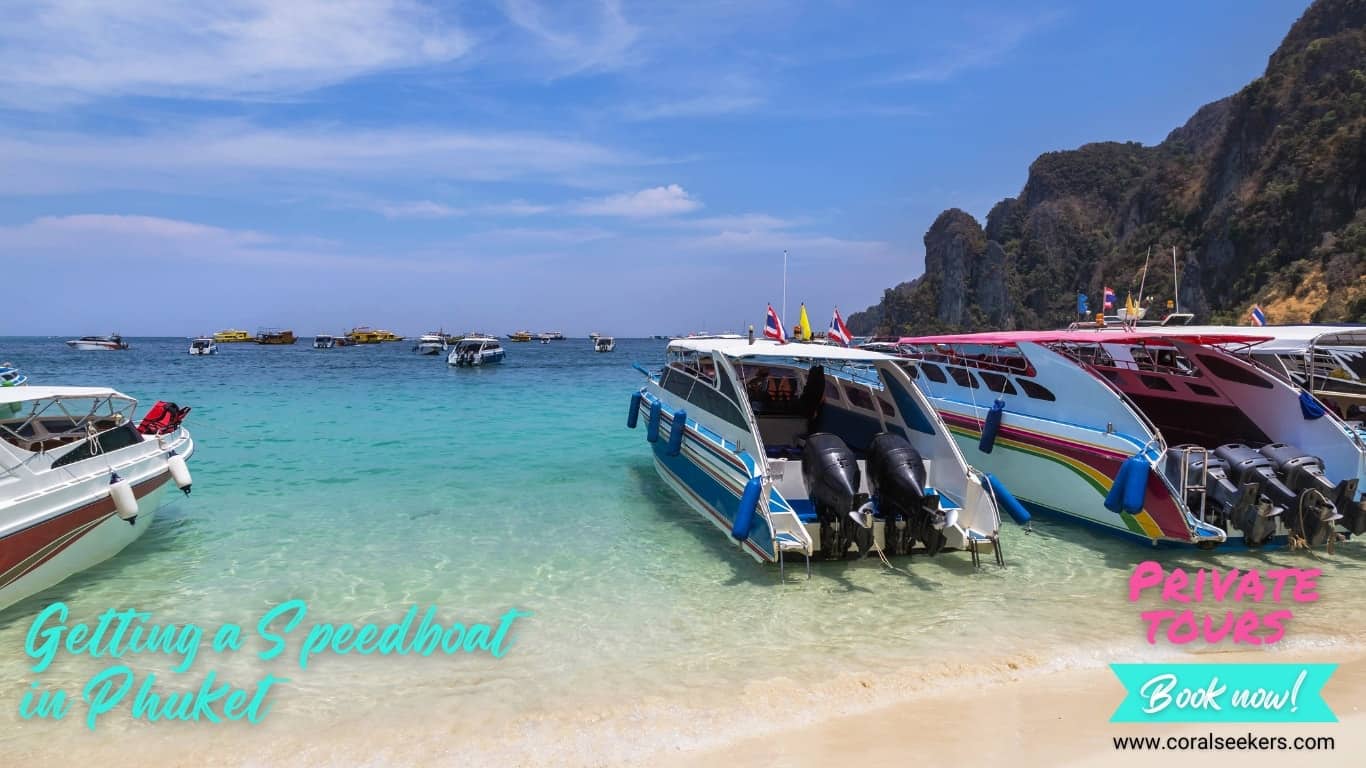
(867, 433, 944, 556)
(801, 433, 867, 559)
(1164, 446, 1278, 546)
(1258, 443, 1352, 540)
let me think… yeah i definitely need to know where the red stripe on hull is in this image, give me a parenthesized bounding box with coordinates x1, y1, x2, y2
(0, 471, 172, 590)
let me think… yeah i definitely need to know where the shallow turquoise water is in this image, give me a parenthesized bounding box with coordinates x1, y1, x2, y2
(2, 336, 1365, 763)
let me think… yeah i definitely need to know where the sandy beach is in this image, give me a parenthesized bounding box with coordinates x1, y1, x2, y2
(658, 651, 1366, 768)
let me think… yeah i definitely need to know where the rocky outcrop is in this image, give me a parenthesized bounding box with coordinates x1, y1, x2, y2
(848, 0, 1366, 336)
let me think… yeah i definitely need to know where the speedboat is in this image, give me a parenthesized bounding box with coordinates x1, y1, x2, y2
(538, 333, 552, 344)
(449, 336, 506, 367)
(629, 338, 1004, 572)
(0, 387, 195, 611)
(897, 329, 1366, 548)
(1, 363, 27, 389)
(213, 329, 253, 343)
(255, 328, 296, 345)
(188, 337, 218, 356)
(595, 336, 616, 352)
(414, 333, 447, 355)
(66, 334, 129, 351)
(314, 334, 337, 349)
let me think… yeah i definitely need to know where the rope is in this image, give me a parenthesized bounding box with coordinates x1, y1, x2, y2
(1289, 489, 1336, 557)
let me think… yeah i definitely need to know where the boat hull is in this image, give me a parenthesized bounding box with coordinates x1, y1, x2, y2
(935, 407, 1219, 545)
(637, 394, 776, 562)
(0, 431, 194, 612)
(66, 341, 124, 351)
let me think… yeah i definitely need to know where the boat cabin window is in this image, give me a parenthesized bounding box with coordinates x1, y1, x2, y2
(1017, 379, 1056, 401)
(979, 370, 1017, 395)
(1196, 354, 1274, 389)
(660, 357, 747, 429)
(897, 361, 919, 379)
(918, 362, 948, 383)
(947, 367, 980, 389)
(841, 382, 875, 411)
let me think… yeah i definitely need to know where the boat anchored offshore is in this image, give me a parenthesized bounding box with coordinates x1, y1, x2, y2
(255, 328, 296, 345)
(313, 334, 337, 349)
(1, 363, 27, 388)
(66, 334, 129, 351)
(507, 331, 534, 342)
(630, 338, 1004, 572)
(414, 333, 448, 355)
(0, 387, 195, 611)
(188, 337, 218, 356)
(595, 336, 616, 352)
(897, 330, 1366, 549)
(448, 336, 505, 367)
(213, 329, 253, 343)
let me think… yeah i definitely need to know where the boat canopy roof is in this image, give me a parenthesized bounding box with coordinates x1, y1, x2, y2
(667, 337, 895, 362)
(900, 329, 1273, 347)
(1133, 324, 1366, 354)
(0, 386, 130, 406)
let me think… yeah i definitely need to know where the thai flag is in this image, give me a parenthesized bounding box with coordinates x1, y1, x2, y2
(828, 308, 852, 347)
(1102, 286, 1116, 310)
(764, 304, 786, 343)
(1250, 304, 1266, 326)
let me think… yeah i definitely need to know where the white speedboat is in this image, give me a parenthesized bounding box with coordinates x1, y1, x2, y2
(595, 336, 616, 352)
(630, 338, 1004, 571)
(1, 363, 26, 388)
(66, 334, 129, 351)
(189, 337, 217, 356)
(0, 387, 195, 611)
(897, 329, 1366, 548)
(314, 334, 337, 349)
(414, 333, 448, 355)
(448, 336, 505, 367)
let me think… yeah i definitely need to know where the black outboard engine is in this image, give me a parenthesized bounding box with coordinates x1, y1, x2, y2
(801, 433, 867, 559)
(1164, 446, 1278, 546)
(867, 433, 945, 556)
(1258, 443, 1354, 540)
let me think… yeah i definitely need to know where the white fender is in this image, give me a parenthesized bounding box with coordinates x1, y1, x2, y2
(110, 475, 138, 523)
(168, 453, 193, 494)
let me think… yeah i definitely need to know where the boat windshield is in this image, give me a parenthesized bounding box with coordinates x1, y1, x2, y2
(0, 392, 137, 455)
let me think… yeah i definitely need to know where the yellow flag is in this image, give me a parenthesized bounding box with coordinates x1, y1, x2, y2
(798, 303, 812, 340)
(1125, 293, 1138, 316)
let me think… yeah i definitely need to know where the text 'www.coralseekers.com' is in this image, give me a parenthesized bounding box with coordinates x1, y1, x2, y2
(1112, 733, 1335, 752)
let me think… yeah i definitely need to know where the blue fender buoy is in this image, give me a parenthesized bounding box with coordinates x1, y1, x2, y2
(983, 473, 1030, 524)
(627, 392, 642, 429)
(732, 476, 762, 540)
(1120, 454, 1149, 514)
(666, 409, 687, 456)
(979, 398, 1005, 454)
(1103, 462, 1129, 513)
(646, 401, 662, 443)
(1299, 389, 1326, 420)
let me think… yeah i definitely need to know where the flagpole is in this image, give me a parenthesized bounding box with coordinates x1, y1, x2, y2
(1171, 245, 1180, 314)
(782, 249, 788, 325)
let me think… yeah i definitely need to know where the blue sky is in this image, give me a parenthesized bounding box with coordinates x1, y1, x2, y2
(1, 0, 1310, 336)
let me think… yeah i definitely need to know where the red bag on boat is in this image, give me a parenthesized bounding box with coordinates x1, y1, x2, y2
(137, 401, 190, 435)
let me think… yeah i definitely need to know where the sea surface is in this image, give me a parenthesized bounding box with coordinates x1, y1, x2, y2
(1, 336, 1365, 765)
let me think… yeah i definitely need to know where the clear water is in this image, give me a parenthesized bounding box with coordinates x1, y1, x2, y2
(1, 336, 1364, 764)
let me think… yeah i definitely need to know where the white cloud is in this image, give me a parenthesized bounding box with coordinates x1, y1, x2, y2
(876, 10, 1064, 84)
(573, 184, 701, 218)
(0, 1, 472, 106)
(374, 199, 552, 219)
(0, 123, 638, 195)
(499, 0, 639, 76)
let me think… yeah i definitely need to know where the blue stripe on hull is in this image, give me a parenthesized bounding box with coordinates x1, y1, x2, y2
(651, 441, 776, 563)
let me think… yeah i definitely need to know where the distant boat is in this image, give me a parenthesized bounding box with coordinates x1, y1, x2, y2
(213, 329, 253, 343)
(66, 334, 129, 351)
(507, 331, 534, 342)
(313, 334, 337, 349)
(544, 331, 565, 341)
(188, 337, 218, 356)
(594, 336, 615, 352)
(347, 327, 382, 344)
(449, 336, 506, 367)
(0, 363, 27, 388)
(414, 333, 447, 355)
(254, 329, 296, 345)
(589, 332, 601, 341)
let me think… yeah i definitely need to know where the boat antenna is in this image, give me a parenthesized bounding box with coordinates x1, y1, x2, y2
(782, 249, 788, 325)
(1171, 245, 1180, 314)
(1137, 246, 1150, 308)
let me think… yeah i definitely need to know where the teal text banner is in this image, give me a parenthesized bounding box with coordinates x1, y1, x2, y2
(1110, 663, 1337, 723)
